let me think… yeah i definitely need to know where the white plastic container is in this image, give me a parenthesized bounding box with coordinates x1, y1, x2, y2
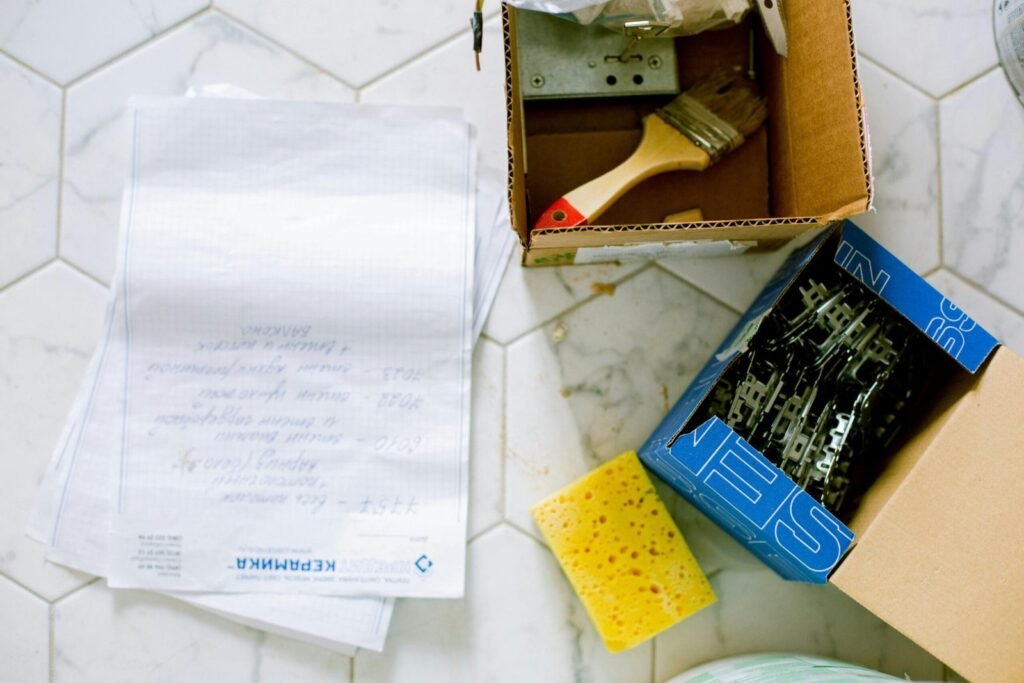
(665, 654, 904, 683)
(996, 0, 1024, 104)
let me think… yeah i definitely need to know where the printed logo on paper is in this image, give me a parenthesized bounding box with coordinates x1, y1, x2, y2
(414, 554, 433, 574)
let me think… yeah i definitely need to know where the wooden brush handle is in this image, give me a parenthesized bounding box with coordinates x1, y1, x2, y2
(533, 115, 712, 231)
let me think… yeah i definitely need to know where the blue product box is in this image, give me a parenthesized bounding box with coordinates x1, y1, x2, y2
(639, 221, 999, 583)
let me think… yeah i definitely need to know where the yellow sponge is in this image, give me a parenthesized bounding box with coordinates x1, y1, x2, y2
(530, 451, 716, 652)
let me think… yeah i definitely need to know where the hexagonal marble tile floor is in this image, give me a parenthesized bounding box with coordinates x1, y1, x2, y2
(1, 1, 1022, 681)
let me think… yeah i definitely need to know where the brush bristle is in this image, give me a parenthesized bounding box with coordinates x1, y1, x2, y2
(665, 68, 767, 138)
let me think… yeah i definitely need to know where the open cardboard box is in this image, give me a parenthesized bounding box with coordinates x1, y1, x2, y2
(639, 222, 1024, 683)
(502, 0, 872, 266)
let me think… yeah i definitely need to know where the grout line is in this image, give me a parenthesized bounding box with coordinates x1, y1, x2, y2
(58, 257, 110, 290)
(468, 519, 503, 544)
(349, 653, 355, 681)
(652, 261, 745, 316)
(856, 48, 1002, 102)
(0, 258, 58, 296)
(0, 48, 64, 90)
(935, 95, 945, 268)
(355, 7, 503, 93)
(504, 519, 547, 550)
(211, 6, 357, 92)
(480, 520, 513, 544)
(928, 66, 1024, 319)
(355, 23, 475, 94)
(218, 3, 499, 94)
(650, 637, 657, 683)
(499, 263, 656, 348)
(498, 343, 508, 529)
(55, 88, 68, 259)
(919, 264, 941, 279)
(946, 268, 1024, 318)
(48, 603, 55, 683)
(61, 5, 214, 90)
(478, 331, 506, 347)
(51, 577, 102, 605)
(0, 569, 59, 604)
(932, 64, 1002, 101)
(856, 51, 939, 102)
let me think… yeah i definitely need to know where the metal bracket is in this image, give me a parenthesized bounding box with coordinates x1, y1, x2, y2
(515, 9, 679, 100)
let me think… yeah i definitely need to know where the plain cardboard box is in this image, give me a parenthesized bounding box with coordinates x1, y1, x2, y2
(639, 222, 1024, 683)
(502, 0, 872, 266)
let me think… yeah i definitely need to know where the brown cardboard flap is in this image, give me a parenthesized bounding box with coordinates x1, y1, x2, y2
(832, 347, 1024, 683)
(842, 362, 973, 539)
(763, 0, 870, 218)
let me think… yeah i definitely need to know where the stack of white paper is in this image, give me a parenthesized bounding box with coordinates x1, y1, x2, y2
(29, 96, 514, 652)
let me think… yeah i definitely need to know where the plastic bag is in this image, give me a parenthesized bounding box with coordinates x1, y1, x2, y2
(995, 0, 1024, 104)
(505, 0, 752, 37)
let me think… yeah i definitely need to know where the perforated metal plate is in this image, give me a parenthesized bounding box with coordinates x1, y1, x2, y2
(515, 9, 679, 100)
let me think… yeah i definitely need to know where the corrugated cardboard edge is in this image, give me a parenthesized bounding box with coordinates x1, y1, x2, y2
(842, 0, 874, 213)
(524, 218, 824, 265)
(502, 6, 528, 248)
(501, 0, 875, 264)
(831, 347, 1024, 683)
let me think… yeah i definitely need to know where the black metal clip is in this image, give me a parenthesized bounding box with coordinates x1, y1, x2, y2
(470, 5, 484, 71)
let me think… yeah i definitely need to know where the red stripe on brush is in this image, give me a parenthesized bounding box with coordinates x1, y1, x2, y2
(533, 197, 587, 231)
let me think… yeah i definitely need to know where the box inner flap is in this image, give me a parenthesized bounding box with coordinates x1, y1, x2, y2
(831, 347, 1024, 683)
(765, 0, 870, 218)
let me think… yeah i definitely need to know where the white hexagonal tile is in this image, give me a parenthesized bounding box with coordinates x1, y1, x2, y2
(0, 263, 106, 600)
(504, 267, 737, 541)
(60, 12, 354, 283)
(657, 241, 804, 314)
(254, 634, 353, 681)
(0, 0, 208, 84)
(483, 249, 646, 344)
(927, 269, 1024, 354)
(855, 57, 940, 273)
(355, 524, 651, 683)
(53, 583, 351, 682)
(654, 569, 944, 681)
(851, 0, 999, 97)
(216, 0, 487, 88)
(361, 16, 507, 171)
(0, 575, 49, 682)
(940, 68, 1024, 312)
(469, 339, 504, 538)
(0, 53, 61, 288)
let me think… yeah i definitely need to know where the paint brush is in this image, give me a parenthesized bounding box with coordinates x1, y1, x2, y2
(532, 68, 767, 231)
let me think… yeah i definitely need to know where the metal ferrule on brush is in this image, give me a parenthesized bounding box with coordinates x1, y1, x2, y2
(656, 94, 744, 163)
